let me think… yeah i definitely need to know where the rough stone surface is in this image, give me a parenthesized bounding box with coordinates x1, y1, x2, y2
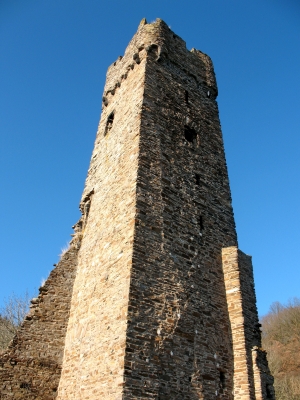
(222, 248, 275, 399)
(0, 233, 81, 399)
(0, 18, 274, 399)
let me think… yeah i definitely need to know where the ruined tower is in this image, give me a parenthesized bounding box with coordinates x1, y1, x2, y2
(0, 19, 274, 399)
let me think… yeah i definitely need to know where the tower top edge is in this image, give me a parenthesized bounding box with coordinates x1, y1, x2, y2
(105, 18, 218, 100)
(136, 18, 212, 63)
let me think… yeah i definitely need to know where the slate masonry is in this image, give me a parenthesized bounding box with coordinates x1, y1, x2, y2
(0, 18, 274, 399)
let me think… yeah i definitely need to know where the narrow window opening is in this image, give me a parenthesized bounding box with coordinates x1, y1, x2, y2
(184, 125, 197, 143)
(195, 174, 200, 185)
(185, 90, 189, 104)
(219, 371, 226, 388)
(104, 112, 114, 136)
(199, 216, 204, 232)
(188, 376, 192, 382)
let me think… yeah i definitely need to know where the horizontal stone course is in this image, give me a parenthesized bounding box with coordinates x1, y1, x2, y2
(0, 18, 274, 400)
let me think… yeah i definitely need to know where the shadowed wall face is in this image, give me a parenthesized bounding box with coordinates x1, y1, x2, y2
(123, 20, 238, 400)
(58, 19, 274, 400)
(56, 19, 239, 400)
(0, 18, 274, 400)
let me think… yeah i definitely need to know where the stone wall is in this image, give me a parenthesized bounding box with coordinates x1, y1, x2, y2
(0, 232, 80, 399)
(56, 18, 275, 400)
(56, 20, 148, 400)
(58, 18, 240, 399)
(222, 247, 275, 399)
(122, 19, 238, 400)
(0, 18, 274, 400)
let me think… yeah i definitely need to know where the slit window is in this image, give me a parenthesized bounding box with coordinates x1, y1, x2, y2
(195, 174, 200, 185)
(184, 125, 197, 143)
(199, 216, 204, 231)
(185, 90, 189, 104)
(219, 371, 226, 388)
(104, 112, 114, 136)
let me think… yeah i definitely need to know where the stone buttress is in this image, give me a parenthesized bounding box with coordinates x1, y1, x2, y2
(0, 19, 275, 400)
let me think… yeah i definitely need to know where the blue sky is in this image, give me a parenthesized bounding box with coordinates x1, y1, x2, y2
(0, 0, 299, 316)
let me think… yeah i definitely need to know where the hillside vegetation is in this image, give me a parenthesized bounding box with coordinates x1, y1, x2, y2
(261, 298, 300, 400)
(0, 293, 30, 352)
(1, 293, 299, 400)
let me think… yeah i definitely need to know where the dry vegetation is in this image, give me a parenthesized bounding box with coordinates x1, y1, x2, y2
(261, 298, 300, 400)
(0, 292, 30, 352)
(1, 291, 299, 399)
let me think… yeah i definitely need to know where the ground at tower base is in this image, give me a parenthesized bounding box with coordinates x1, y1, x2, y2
(0, 18, 275, 400)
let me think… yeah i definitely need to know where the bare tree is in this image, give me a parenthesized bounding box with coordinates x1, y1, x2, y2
(0, 292, 30, 352)
(261, 298, 300, 400)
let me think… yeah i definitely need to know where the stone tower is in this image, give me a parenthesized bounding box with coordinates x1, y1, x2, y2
(0, 19, 274, 400)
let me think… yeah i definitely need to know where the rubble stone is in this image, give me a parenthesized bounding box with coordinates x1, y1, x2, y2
(0, 18, 274, 399)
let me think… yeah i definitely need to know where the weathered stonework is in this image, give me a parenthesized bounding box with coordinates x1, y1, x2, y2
(0, 233, 81, 399)
(222, 248, 275, 399)
(0, 18, 274, 399)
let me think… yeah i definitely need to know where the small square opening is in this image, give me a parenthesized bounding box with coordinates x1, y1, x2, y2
(184, 126, 197, 143)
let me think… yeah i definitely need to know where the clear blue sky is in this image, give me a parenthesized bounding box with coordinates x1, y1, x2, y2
(0, 0, 299, 316)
